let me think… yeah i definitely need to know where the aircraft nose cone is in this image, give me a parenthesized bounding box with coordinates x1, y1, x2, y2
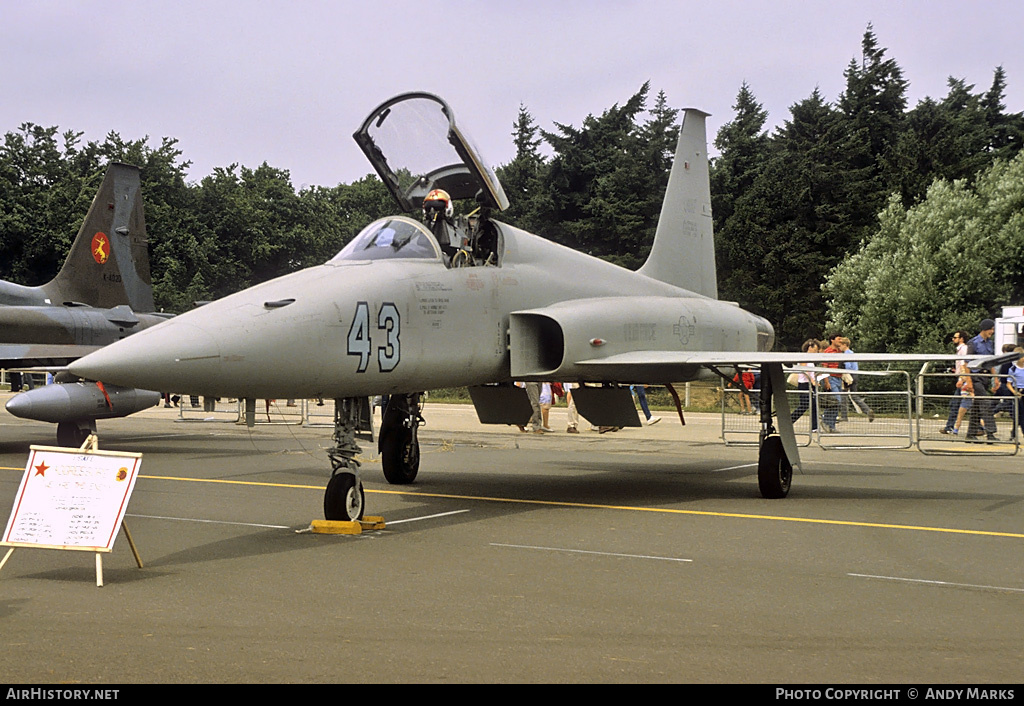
(69, 321, 222, 393)
(5, 384, 76, 423)
(4, 390, 41, 419)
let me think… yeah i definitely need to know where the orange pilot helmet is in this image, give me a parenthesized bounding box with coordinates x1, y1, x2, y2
(422, 188, 453, 219)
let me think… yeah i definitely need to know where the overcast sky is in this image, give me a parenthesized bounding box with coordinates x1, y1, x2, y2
(3, 1, 1023, 189)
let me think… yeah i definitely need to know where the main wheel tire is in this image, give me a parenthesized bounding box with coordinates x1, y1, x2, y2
(323, 473, 365, 521)
(56, 422, 88, 448)
(757, 434, 792, 499)
(381, 428, 420, 484)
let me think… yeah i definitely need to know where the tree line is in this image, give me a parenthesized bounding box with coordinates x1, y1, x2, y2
(1, 26, 1022, 350)
(0, 126, 396, 313)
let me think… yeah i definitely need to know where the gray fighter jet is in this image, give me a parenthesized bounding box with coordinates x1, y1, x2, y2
(2, 163, 168, 444)
(68, 93, 976, 519)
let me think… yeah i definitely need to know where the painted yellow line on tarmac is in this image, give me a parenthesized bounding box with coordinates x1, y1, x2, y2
(127, 473, 1024, 541)
(4, 468, 1022, 540)
(137, 474, 326, 491)
(370, 488, 1024, 540)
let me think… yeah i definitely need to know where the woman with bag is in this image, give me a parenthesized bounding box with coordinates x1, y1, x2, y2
(790, 339, 820, 432)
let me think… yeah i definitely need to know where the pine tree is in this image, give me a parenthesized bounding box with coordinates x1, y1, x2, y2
(837, 25, 909, 221)
(711, 83, 770, 313)
(981, 66, 1024, 160)
(538, 83, 655, 268)
(495, 105, 546, 232)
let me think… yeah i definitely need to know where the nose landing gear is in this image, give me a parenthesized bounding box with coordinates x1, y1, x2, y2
(324, 397, 371, 521)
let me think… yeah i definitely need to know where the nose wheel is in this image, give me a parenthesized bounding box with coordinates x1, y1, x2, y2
(323, 397, 371, 521)
(324, 472, 365, 521)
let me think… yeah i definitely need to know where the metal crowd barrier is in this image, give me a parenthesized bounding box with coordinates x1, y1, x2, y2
(816, 370, 912, 450)
(169, 396, 373, 427)
(916, 370, 1019, 456)
(171, 395, 395, 429)
(253, 399, 305, 425)
(175, 395, 241, 423)
(721, 369, 913, 450)
(303, 398, 335, 427)
(721, 386, 812, 447)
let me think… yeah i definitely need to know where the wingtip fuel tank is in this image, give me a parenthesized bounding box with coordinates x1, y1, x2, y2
(6, 383, 161, 425)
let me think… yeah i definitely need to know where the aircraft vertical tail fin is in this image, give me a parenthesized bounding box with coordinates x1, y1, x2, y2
(637, 108, 717, 299)
(42, 162, 155, 312)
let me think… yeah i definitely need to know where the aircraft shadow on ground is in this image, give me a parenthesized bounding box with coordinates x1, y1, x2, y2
(8, 565, 173, 585)
(404, 452, 1024, 506)
(143, 526, 318, 569)
(0, 440, 41, 456)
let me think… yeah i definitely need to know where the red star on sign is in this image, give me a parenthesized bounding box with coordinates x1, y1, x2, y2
(34, 462, 49, 477)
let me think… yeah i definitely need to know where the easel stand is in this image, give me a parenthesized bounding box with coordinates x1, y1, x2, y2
(0, 434, 145, 587)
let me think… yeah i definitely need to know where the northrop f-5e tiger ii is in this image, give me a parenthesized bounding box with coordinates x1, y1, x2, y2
(68, 92, 976, 520)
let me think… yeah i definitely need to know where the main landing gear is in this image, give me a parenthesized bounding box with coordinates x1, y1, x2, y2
(756, 363, 796, 499)
(379, 393, 423, 485)
(57, 421, 94, 448)
(757, 434, 792, 499)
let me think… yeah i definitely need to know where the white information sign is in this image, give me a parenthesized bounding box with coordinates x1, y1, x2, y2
(2, 445, 142, 552)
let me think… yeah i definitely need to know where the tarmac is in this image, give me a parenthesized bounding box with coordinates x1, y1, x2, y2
(1, 394, 1023, 683)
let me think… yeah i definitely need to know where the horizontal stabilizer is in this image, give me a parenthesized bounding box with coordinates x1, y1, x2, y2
(968, 352, 1021, 370)
(577, 350, 985, 366)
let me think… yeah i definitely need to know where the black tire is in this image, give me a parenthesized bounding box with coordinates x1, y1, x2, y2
(323, 473, 365, 521)
(381, 427, 419, 484)
(56, 422, 88, 448)
(757, 434, 792, 499)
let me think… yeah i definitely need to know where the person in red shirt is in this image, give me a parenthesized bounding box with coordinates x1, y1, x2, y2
(819, 334, 844, 433)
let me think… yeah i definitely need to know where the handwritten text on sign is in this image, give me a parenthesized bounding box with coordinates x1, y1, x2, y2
(2, 446, 142, 552)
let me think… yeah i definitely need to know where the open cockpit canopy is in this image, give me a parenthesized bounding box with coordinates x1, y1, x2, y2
(353, 92, 509, 213)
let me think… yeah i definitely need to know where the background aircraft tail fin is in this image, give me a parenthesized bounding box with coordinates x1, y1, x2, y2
(637, 108, 717, 299)
(43, 163, 155, 312)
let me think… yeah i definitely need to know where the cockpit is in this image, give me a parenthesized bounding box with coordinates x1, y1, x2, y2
(329, 215, 503, 268)
(350, 92, 509, 269)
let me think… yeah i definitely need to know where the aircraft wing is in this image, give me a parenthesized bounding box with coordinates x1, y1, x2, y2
(0, 343, 105, 369)
(574, 351, 993, 380)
